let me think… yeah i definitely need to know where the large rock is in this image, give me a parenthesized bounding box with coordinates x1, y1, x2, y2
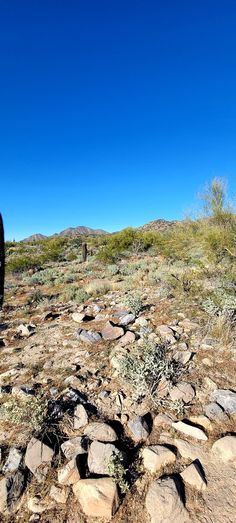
(145, 477, 190, 523)
(118, 313, 135, 326)
(101, 321, 124, 340)
(25, 438, 54, 482)
(128, 416, 150, 443)
(172, 421, 208, 441)
(209, 389, 236, 415)
(74, 404, 88, 429)
(0, 472, 25, 514)
(174, 439, 200, 461)
(142, 445, 176, 474)
(49, 485, 69, 504)
(2, 448, 22, 473)
(180, 461, 207, 490)
(84, 422, 117, 442)
(58, 457, 81, 485)
(169, 382, 195, 404)
(204, 402, 228, 422)
(156, 325, 176, 344)
(88, 441, 117, 474)
(211, 435, 236, 462)
(77, 329, 102, 344)
(61, 436, 87, 459)
(73, 478, 119, 518)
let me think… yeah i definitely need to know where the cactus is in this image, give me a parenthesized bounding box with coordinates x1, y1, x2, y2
(0, 213, 5, 309)
(82, 242, 88, 262)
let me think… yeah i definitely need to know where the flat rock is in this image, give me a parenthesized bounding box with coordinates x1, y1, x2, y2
(174, 439, 201, 461)
(210, 389, 236, 415)
(58, 457, 81, 485)
(118, 331, 135, 346)
(84, 422, 117, 442)
(145, 477, 190, 523)
(16, 324, 35, 337)
(153, 413, 174, 429)
(101, 321, 124, 340)
(205, 402, 228, 422)
(173, 351, 192, 365)
(2, 448, 22, 473)
(181, 461, 207, 490)
(77, 329, 102, 344)
(212, 435, 236, 462)
(73, 478, 119, 519)
(170, 382, 195, 404)
(118, 313, 135, 326)
(142, 445, 176, 474)
(74, 404, 88, 429)
(172, 421, 208, 441)
(25, 438, 54, 482)
(72, 312, 86, 323)
(189, 415, 213, 432)
(61, 437, 87, 459)
(88, 441, 116, 474)
(128, 415, 150, 443)
(49, 485, 69, 504)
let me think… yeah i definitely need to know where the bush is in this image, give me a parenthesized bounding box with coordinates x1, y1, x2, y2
(6, 255, 42, 273)
(61, 285, 89, 304)
(86, 279, 111, 296)
(0, 395, 48, 432)
(124, 293, 143, 315)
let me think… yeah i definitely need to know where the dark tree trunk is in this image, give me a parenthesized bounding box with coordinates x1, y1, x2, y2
(82, 242, 88, 262)
(0, 214, 5, 309)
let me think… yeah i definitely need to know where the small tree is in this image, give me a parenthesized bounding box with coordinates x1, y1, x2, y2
(201, 177, 231, 224)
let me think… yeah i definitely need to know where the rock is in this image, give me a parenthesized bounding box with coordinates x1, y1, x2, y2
(118, 313, 135, 326)
(180, 461, 207, 491)
(174, 439, 200, 461)
(128, 415, 150, 443)
(145, 477, 190, 523)
(101, 321, 124, 340)
(88, 441, 117, 474)
(73, 478, 119, 519)
(25, 438, 54, 482)
(142, 445, 176, 473)
(153, 413, 174, 429)
(204, 402, 228, 422)
(212, 435, 236, 462)
(135, 317, 148, 327)
(16, 324, 35, 337)
(178, 319, 198, 332)
(173, 351, 192, 365)
(2, 448, 22, 473)
(28, 496, 54, 513)
(49, 485, 69, 504)
(61, 436, 88, 459)
(157, 378, 169, 398)
(58, 457, 81, 485)
(189, 415, 213, 432)
(209, 389, 236, 415)
(0, 472, 25, 513)
(77, 329, 102, 344)
(84, 422, 117, 442)
(172, 421, 208, 441)
(170, 382, 195, 404)
(118, 331, 135, 346)
(72, 312, 86, 323)
(74, 404, 88, 429)
(156, 325, 176, 344)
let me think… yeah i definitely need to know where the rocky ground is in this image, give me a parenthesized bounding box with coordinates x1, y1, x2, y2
(0, 253, 236, 523)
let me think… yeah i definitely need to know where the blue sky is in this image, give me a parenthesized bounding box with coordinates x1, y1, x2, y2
(1, 1, 236, 240)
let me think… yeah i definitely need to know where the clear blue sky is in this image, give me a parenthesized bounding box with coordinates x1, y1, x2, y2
(1, 1, 236, 240)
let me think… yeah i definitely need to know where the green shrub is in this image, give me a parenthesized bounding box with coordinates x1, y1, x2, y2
(61, 285, 89, 304)
(124, 293, 143, 315)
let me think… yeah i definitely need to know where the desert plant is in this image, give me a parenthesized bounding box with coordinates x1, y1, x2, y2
(124, 293, 143, 315)
(86, 279, 111, 296)
(107, 450, 129, 494)
(0, 394, 48, 432)
(0, 213, 5, 309)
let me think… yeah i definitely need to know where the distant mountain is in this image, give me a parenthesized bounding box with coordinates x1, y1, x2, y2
(22, 226, 108, 242)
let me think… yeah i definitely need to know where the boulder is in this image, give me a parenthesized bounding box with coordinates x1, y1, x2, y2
(128, 415, 150, 443)
(16, 324, 35, 337)
(170, 382, 195, 404)
(77, 329, 102, 344)
(212, 435, 236, 462)
(153, 413, 174, 429)
(25, 438, 54, 482)
(204, 402, 228, 422)
(180, 461, 207, 490)
(84, 422, 117, 442)
(73, 478, 119, 518)
(2, 448, 22, 473)
(61, 436, 87, 459)
(172, 421, 208, 441)
(145, 477, 190, 523)
(209, 389, 236, 416)
(174, 439, 200, 461)
(118, 331, 135, 346)
(49, 485, 69, 504)
(74, 404, 88, 429)
(58, 457, 81, 485)
(88, 441, 117, 475)
(142, 445, 176, 474)
(101, 321, 124, 340)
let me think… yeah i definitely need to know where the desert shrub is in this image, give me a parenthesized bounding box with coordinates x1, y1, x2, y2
(41, 237, 67, 262)
(107, 264, 120, 276)
(97, 228, 156, 262)
(27, 290, 44, 305)
(107, 450, 129, 494)
(6, 255, 42, 273)
(0, 395, 48, 432)
(119, 337, 182, 402)
(61, 285, 89, 304)
(86, 279, 111, 296)
(124, 293, 143, 315)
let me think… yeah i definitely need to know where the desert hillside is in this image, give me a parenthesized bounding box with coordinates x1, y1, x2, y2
(1, 192, 236, 522)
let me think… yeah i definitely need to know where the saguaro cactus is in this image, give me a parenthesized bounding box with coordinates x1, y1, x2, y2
(0, 213, 5, 309)
(82, 242, 88, 262)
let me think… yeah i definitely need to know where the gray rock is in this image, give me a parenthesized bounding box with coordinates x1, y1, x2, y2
(142, 445, 176, 473)
(169, 382, 195, 404)
(25, 438, 54, 482)
(0, 471, 25, 514)
(118, 313, 135, 326)
(209, 389, 236, 415)
(84, 422, 117, 442)
(180, 461, 207, 491)
(145, 477, 190, 523)
(77, 329, 102, 344)
(61, 436, 87, 459)
(212, 435, 236, 462)
(88, 441, 117, 474)
(101, 321, 124, 340)
(2, 448, 22, 473)
(128, 415, 150, 442)
(173, 351, 192, 365)
(204, 402, 228, 422)
(74, 404, 88, 429)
